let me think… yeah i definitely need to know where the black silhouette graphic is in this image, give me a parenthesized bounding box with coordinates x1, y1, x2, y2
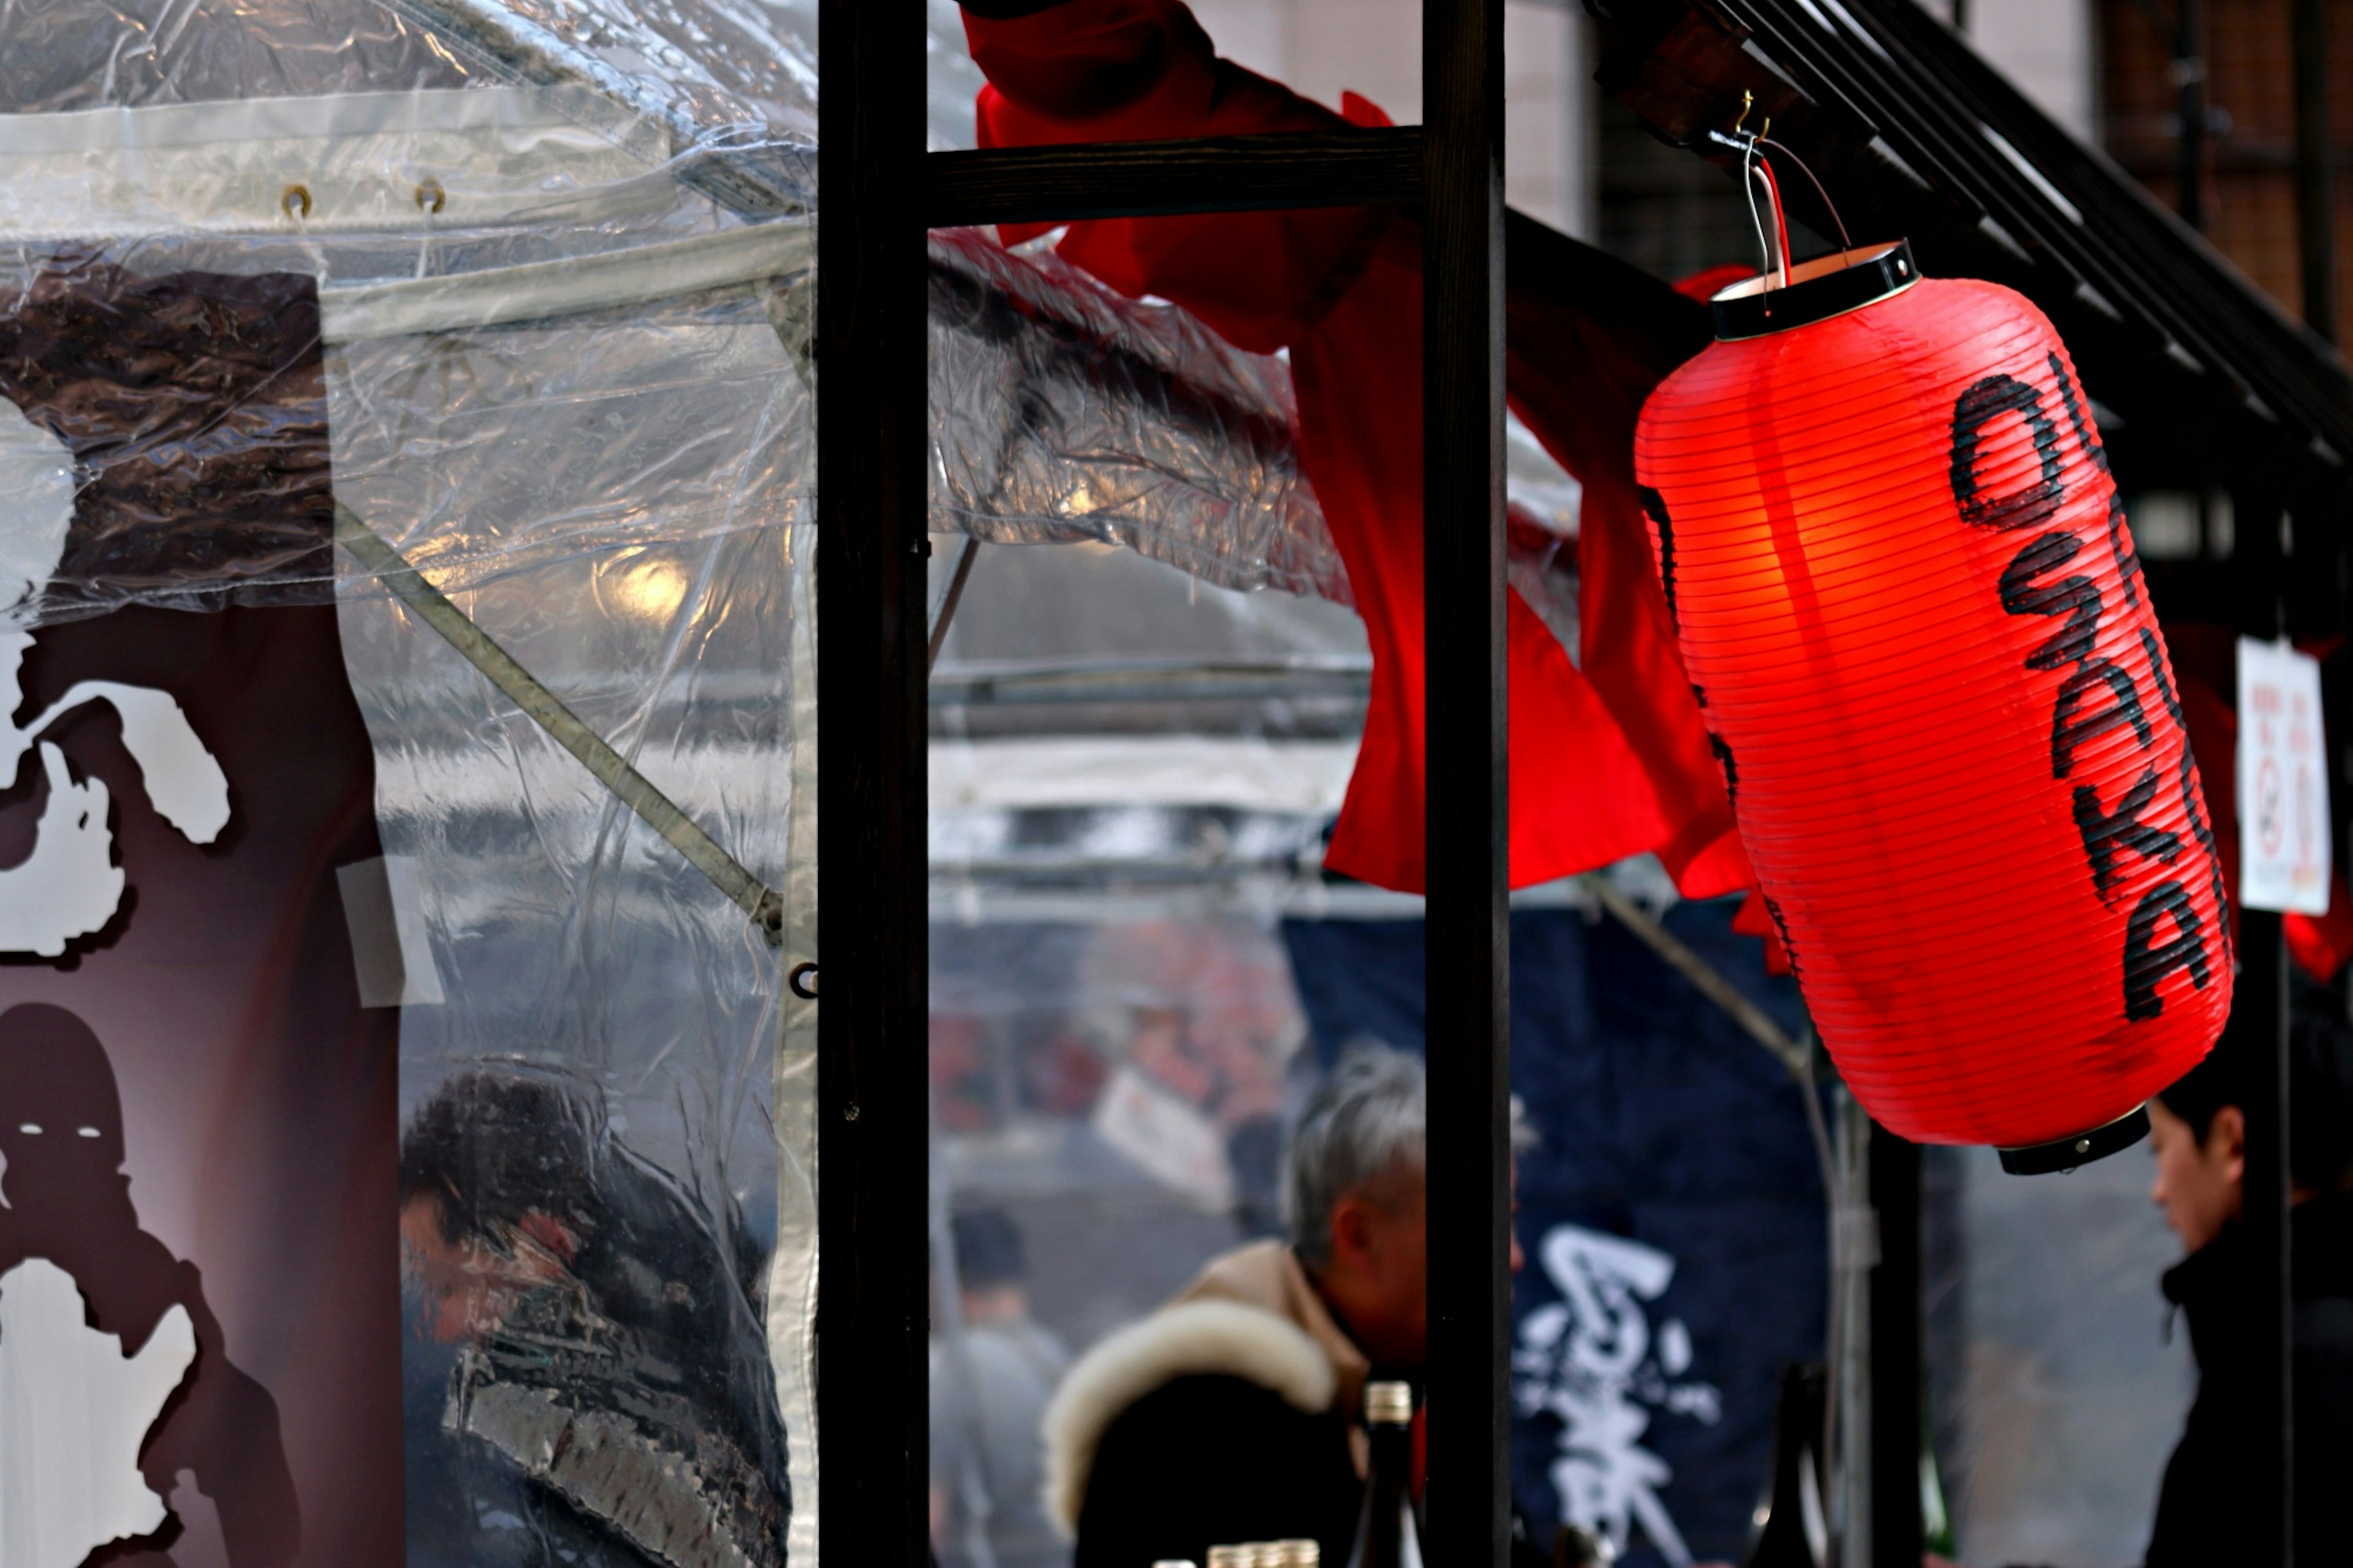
(0, 1002, 300, 1568)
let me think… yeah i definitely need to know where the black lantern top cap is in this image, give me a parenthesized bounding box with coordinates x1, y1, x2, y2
(1711, 240, 1919, 341)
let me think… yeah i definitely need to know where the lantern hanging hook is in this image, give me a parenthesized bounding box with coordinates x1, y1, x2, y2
(1713, 93, 1862, 287)
(1718, 93, 1792, 293)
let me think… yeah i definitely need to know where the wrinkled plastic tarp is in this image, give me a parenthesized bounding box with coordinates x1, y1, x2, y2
(930, 225, 1351, 604)
(0, 0, 824, 1560)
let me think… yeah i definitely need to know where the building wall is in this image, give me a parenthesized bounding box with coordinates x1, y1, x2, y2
(1187, 0, 1593, 236)
(2100, 0, 2353, 343)
(1971, 0, 2098, 140)
(1189, 0, 2094, 259)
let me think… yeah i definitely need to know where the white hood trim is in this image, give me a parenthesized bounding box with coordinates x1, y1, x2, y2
(1040, 1298, 1336, 1534)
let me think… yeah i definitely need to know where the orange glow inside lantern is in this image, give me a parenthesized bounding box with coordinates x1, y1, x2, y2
(1634, 237, 2230, 1173)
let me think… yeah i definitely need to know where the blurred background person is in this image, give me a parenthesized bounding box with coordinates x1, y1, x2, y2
(2140, 984, 2353, 1568)
(1040, 1043, 1428, 1567)
(397, 1069, 789, 1568)
(932, 1208, 1073, 1568)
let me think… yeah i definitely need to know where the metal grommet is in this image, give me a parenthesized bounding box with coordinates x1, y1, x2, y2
(281, 183, 313, 221)
(788, 961, 819, 999)
(2074, 1137, 2092, 1154)
(843, 1102, 860, 1123)
(415, 178, 446, 214)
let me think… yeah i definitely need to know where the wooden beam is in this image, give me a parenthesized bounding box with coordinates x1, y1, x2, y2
(926, 129, 1422, 228)
(816, 0, 930, 1562)
(2294, 0, 2338, 342)
(2234, 491, 2295, 1567)
(1420, 0, 1509, 1564)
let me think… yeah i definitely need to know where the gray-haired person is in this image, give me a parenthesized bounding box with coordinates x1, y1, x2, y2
(1035, 1045, 1434, 1568)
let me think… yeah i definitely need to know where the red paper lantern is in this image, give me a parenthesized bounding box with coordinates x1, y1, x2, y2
(1634, 244, 2230, 1168)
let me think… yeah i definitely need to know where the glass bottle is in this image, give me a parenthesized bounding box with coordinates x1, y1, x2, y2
(1748, 1363, 1826, 1568)
(1346, 1381, 1416, 1568)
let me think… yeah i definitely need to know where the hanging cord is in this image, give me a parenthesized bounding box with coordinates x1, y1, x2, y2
(1757, 136, 1854, 262)
(1709, 91, 1783, 288)
(1738, 128, 1776, 287)
(1707, 96, 1865, 290)
(1756, 156, 1794, 290)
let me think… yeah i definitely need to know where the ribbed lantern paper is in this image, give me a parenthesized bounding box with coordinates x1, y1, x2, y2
(1634, 263, 2230, 1154)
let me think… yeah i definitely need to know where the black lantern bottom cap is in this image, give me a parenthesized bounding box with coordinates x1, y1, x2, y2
(1997, 1104, 2151, 1175)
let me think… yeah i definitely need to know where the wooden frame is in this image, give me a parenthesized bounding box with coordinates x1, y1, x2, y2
(815, 1, 1515, 1561)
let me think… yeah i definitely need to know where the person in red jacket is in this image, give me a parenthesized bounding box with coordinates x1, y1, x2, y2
(961, 0, 1751, 900)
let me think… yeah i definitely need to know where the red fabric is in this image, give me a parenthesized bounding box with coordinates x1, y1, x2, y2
(2288, 876, 2353, 982)
(1637, 278, 2230, 1146)
(1501, 256, 1749, 897)
(965, 0, 1733, 894)
(1732, 890, 1792, 975)
(1671, 263, 1757, 303)
(2165, 623, 2242, 954)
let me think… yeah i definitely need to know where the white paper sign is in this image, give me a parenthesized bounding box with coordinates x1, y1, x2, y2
(1090, 1064, 1233, 1206)
(2237, 637, 2331, 914)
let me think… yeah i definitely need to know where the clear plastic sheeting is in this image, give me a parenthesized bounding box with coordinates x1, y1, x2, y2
(314, 202, 818, 1566)
(926, 0, 985, 151)
(327, 266, 813, 594)
(0, 0, 818, 214)
(344, 519, 811, 1568)
(931, 911, 1314, 1568)
(1, 0, 824, 1559)
(929, 227, 1352, 604)
(925, 223, 1593, 661)
(0, 0, 468, 113)
(384, 0, 816, 218)
(1924, 1143, 2194, 1562)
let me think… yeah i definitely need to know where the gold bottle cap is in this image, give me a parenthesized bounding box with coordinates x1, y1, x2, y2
(1275, 1540, 1321, 1567)
(1238, 1547, 1275, 1567)
(1206, 1550, 1245, 1568)
(1365, 1379, 1414, 1425)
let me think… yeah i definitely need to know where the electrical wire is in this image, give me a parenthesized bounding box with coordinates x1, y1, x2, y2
(1757, 135, 1856, 260)
(1757, 154, 1794, 289)
(1740, 134, 1775, 287)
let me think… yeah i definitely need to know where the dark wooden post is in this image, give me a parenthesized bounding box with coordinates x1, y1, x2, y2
(1421, 0, 1511, 1562)
(816, 0, 931, 1561)
(1868, 1124, 1923, 1568)
(2234, 492, 2295, 1567)
(2176, 0, 2206, 230)
(2294, 0, 2338, 343)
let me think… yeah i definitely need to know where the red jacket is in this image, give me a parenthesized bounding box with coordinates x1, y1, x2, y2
(966, 0, 1748, 897)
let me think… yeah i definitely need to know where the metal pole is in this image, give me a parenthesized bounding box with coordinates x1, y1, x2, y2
(2234, 492, 2295, 1567)
(816, 0, 930, 1560)
(2176, 0, 2207, 231)
(2295, 0, 2338, 342)
(1867, 1123, 1923, 1568)
(332, 504, 784, 942)
(1422, 0, 1509, 1561)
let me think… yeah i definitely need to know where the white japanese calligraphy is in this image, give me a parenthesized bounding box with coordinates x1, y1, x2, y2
(1512, 1222, 1722, 1566)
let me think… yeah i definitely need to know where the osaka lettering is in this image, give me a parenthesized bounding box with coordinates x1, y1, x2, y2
(1949, 358, 2213, 1021)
